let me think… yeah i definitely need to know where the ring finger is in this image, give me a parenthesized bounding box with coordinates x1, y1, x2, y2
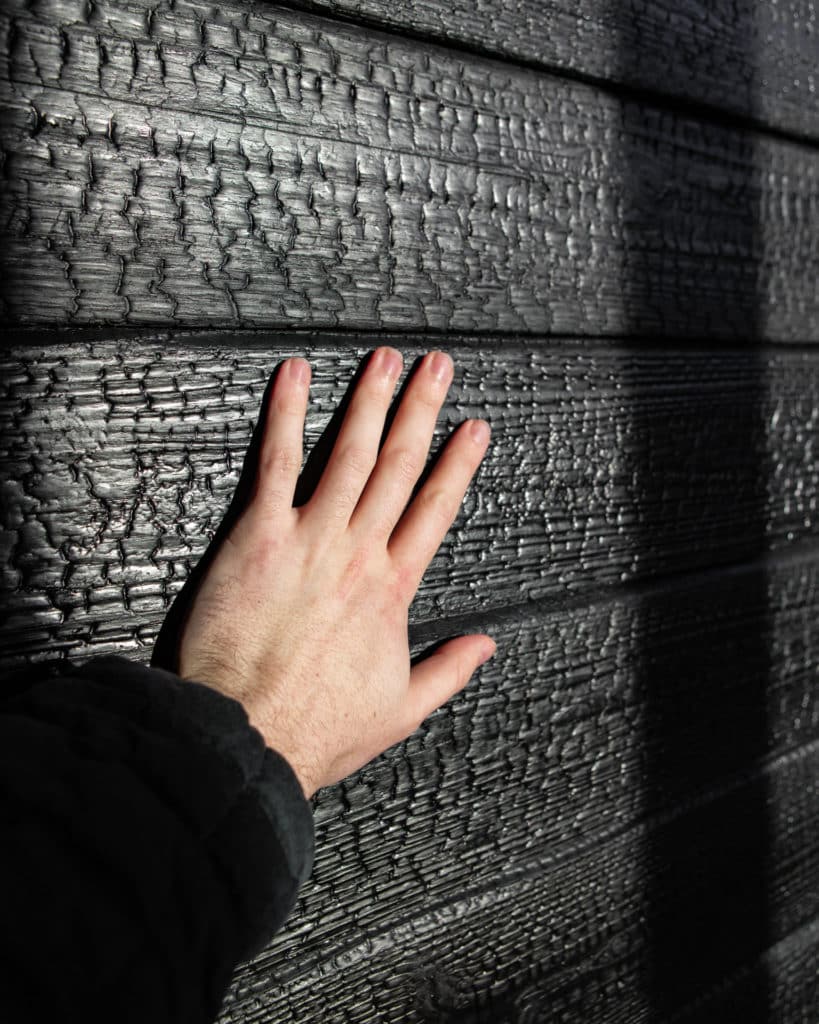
(387, 417, 491, 596)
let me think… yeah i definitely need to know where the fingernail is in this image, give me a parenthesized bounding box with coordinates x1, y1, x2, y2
(478, 640, 497, 666)
(469, 420, 490, 444)
(377, 347, 402, 377)
(290, 358, 309, 384)
(431, 351, 453, 381)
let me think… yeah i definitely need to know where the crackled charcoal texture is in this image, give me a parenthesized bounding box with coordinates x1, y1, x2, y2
(1, 0, 819, 1022)
(1, 0, 819, 335)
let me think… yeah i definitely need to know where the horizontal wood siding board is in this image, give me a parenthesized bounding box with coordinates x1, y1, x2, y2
(1, 338, 817, 655)
(670, 914, 819, 1024)
(3, 395, 818, 869)
(1, 5, 816, 1016)
(224, 741, 819, 1021)
(1, 3, 818, 338)
(274, 0, 819, 142)
(4, 0, 818, 143)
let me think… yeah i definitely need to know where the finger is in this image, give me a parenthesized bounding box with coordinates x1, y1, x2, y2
(402, 634, 496, 736)
(300, 347, 403, 533)
(254, 357, 311, 516)
(387, 418, 491, 599)
(349, 350, 454, 543)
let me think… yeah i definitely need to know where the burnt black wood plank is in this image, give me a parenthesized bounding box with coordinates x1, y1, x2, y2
(3, 348, 819, 918)
(211, 539, 819, 1020)
(3, 328, 817, 1016)
(282, 0, 819, 142)
(220, 738, 819, 1022)
(2, 335, 818, 661)
(669, 914, 819, 1024)
(5, 0, 818, 142)
(1, 2, 817, 337)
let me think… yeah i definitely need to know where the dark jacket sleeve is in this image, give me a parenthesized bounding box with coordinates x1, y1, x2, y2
(0, 654, 315, 1024)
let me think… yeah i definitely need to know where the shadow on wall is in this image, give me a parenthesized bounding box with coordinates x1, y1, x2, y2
(612, 5, 774, 1020)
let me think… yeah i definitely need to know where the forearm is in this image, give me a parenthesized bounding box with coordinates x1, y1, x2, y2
(0, 654, 314, 1024)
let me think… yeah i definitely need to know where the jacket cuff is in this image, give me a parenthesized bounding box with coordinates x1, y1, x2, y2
(11, 653, 315, 961)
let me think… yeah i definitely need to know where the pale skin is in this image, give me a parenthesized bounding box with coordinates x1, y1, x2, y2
(176, 347, 496, 800)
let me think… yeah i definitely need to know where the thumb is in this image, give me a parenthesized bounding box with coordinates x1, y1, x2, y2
(404, 634, 497, 733)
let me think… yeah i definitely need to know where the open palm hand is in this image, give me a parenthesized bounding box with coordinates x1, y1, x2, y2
(172, 348, 496, 800)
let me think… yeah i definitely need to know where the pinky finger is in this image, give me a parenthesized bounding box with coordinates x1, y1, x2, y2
(402, 633, 496, 735)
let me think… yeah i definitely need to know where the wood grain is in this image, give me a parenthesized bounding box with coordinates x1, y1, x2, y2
(289, 0, 819, 142)
(211, 538, 819, 1020)
(1, 334, 817, 661)
(1, 2, 817, 1018)
(671, 915, 819, 1024)
(1, 0, 817, 337)
(222, 718, 819, 1021)
(3, 335, 817, 1017)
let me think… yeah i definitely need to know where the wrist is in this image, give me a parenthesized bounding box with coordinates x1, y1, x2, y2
(179, 664, 317, 801)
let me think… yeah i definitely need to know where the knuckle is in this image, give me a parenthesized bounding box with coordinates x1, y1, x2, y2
(388, 445, 423, 485)
(421, 486, 453, 525)
(249, 530, 285, 566)
(324, 484, 358, 521)
(389, 560, 418, 603)
(336, 546, 368, 594)
(338, 442, 375, 478)
(263, 445, 301, 477)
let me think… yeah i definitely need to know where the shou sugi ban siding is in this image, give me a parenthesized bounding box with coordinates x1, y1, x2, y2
(1, 1, 818, 1022)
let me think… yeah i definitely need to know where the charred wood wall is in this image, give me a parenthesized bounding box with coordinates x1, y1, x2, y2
(1, 1, 817, 1021)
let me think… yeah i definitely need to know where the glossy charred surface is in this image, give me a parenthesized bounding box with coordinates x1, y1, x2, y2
(1, 1, 818, 1021)
(0, 1, 817, 336)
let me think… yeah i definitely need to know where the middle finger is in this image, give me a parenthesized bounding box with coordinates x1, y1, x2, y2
(348, 350, 454, 543)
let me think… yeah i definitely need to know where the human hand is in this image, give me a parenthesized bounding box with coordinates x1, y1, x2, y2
(174, 348, 496, 800)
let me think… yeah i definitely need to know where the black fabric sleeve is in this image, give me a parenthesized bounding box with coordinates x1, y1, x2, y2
(0, 654, 315, 1024)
